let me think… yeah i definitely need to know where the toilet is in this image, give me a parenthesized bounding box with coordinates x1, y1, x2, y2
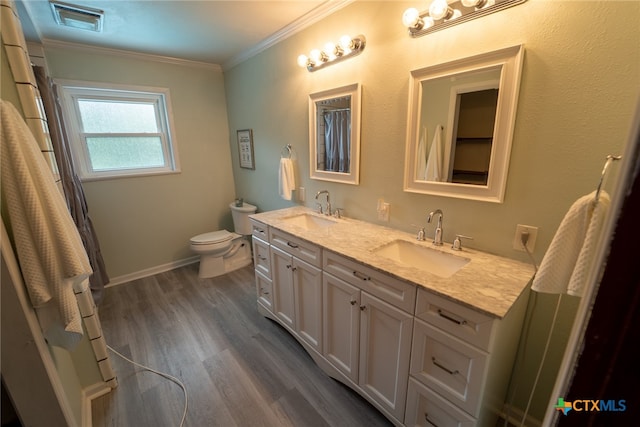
(190, 202, 257, 278)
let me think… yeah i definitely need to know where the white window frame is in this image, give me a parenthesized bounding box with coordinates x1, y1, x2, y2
(57, 79, 181, 181)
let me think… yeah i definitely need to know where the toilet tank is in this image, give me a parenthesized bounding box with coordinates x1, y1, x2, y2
(229, 202, 257, 235)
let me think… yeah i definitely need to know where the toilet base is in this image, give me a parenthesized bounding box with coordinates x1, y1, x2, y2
(197, 237, 252, 279)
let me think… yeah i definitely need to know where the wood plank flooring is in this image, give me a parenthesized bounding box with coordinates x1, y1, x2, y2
(92, 263, 393, 427)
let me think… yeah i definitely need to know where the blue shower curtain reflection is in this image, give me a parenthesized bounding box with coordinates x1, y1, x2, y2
(323, 109, 350, 173)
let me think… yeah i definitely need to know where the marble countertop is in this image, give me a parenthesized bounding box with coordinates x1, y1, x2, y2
(250, 206, 535, 319)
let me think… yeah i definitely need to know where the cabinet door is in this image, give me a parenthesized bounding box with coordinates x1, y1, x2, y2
(322, 273, 360, 383)
(359, 292, 413, 420)
(293, 258, 322, 352)
(270, 246, 295, 331)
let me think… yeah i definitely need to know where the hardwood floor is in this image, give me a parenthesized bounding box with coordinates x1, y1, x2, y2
(92, 263, 393, 427)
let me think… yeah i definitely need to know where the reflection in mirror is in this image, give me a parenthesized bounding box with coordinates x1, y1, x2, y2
(405, 45, 524, 202)
(418, 67, 500, 185)
(309, 83, 361, 185)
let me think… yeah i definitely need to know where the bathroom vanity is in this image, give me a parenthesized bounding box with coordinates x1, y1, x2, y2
(249, 207, 533, 427)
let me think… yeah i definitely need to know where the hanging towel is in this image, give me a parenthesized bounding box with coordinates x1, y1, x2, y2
(416, 127, 427, 180)
(279, 157, 296, 200)
(1, 100, 93, 349)
(531, 190, 610, 297)
(425, 125, 443, 181)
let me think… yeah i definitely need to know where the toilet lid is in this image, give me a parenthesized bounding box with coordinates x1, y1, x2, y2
(190, 230, 233, 245)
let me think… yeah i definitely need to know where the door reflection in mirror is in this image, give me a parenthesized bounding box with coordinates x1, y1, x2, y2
(418, 66, 500, 185)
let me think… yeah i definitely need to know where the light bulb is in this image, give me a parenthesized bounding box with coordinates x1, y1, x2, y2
(310, 49, 322, 63)
(324, 42, 337, 60)
(424, 16, 435, 29)
(402, 8, 421, 27)
(429, 0, 453, 20)
(450, 8, 462, 20)
(339, 35, 353, 52)
(297, 54, 309, 68)
(461, 0, 481, 6)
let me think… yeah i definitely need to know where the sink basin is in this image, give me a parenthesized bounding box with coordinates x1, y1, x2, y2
(281, 214, 337, 231)
(372, 240, 470, 278)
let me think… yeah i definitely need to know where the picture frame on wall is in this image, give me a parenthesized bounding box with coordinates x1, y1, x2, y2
(237, 129, 255, 170)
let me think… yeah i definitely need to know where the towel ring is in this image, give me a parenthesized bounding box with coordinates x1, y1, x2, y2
(281, 144, 292, 159)
(595, 154, 622, 203)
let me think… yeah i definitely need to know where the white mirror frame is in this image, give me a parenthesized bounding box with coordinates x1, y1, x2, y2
(309, 83, 362, 185)
(404, 45, 524, 202)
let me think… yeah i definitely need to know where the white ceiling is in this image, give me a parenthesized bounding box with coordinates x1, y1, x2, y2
(16, 0, 351, 69)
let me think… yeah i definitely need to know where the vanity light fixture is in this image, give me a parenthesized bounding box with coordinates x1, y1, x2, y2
(297, 35, 366, 72)
(402, 0, 526, 37)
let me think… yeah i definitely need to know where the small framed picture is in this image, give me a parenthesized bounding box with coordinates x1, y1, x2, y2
(237, 129, 255, 170)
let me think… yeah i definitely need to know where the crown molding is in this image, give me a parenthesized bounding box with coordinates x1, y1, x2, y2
(222, 0, 354, 71)
(40, 38, 223, 71)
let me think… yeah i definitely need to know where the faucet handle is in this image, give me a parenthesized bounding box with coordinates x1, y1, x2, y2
(452, 234, 473, 251)
(333, 208, 343, 219)
(411, 224, 426, 241)
(315, 202, 323, 214)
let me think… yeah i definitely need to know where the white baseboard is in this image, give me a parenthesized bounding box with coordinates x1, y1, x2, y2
(498, 404, 543, 427)
(81, 381, 114, 427)
(106, 256, 199, 287)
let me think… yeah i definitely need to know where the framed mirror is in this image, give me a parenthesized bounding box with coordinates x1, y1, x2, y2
(404, 45, 524, 202)
(309, 83, 361, 185)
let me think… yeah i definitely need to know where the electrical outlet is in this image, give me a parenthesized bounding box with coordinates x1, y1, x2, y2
(298, 187, 305, 202)
(377, 199, 390, 222)
(513, 224, 538, 252)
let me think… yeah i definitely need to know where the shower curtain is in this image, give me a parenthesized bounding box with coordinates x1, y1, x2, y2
(323, 110, 351, 173)
(33, 66, 109, 303)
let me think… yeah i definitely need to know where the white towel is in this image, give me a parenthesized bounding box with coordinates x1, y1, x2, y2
(416, 127, 427, 180)
(1, 100, 93, 349)
(531, 190, 610, 297)
(279, 157, 296, 201)
(425, 126, 443, 182)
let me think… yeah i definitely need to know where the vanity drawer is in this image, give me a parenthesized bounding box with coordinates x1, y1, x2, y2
(323, 251, 416, 313)
(255, 270, 273, 312)
(410, 319, 487, 417)
(415, 289, 494, 351)
(269, 228, 322, 268)
(252, 236, 271, 278)
(405, 378, 476, 427)
(250, 219, 269, 240)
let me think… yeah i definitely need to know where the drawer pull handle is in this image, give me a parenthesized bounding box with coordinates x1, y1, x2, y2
(258, 255, 267, 261)
(287, 242, 299, 249)
(255, 228, 265, 233)
(424, 413, 440, 427)
(437, 309, 467, 326)
(432, 357, 459, 376)
(352, 271, 371, 281)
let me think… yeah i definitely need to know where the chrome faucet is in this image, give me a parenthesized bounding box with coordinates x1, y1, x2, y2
(315, 190, 332, 216)
(427, 209, 444, 246)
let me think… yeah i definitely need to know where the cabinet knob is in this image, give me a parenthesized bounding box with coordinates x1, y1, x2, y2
(359, 305, 366, 311)
(350, 299, 357, 305)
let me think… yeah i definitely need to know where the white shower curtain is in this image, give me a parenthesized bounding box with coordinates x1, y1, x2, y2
(324, 110, 351, 173)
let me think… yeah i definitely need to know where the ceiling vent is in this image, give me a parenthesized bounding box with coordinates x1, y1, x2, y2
(50, 1, 104, 32)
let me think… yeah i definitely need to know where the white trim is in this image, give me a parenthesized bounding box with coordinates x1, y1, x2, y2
(81, 382, 113, 427)
(499, 404, 543, 427)
(40, 39, 223, 71)
(222, 0, 354, 70)
(107, 256, 200, 287)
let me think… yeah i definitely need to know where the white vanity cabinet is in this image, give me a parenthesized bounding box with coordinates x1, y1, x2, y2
(268, 229, 323, 353)
(323, 251, 415, 421)
(405, 289, 527, 427)
(251, 221, 272, 312)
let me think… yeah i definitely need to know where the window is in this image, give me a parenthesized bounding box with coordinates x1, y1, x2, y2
(58, 81, 180, 180)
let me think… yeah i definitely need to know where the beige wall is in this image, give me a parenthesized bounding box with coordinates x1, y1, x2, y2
(224, 0, 639, 421)
(43, 47, 237, 280)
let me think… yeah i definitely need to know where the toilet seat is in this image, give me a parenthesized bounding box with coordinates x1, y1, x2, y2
(190, 230, 234, 245)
